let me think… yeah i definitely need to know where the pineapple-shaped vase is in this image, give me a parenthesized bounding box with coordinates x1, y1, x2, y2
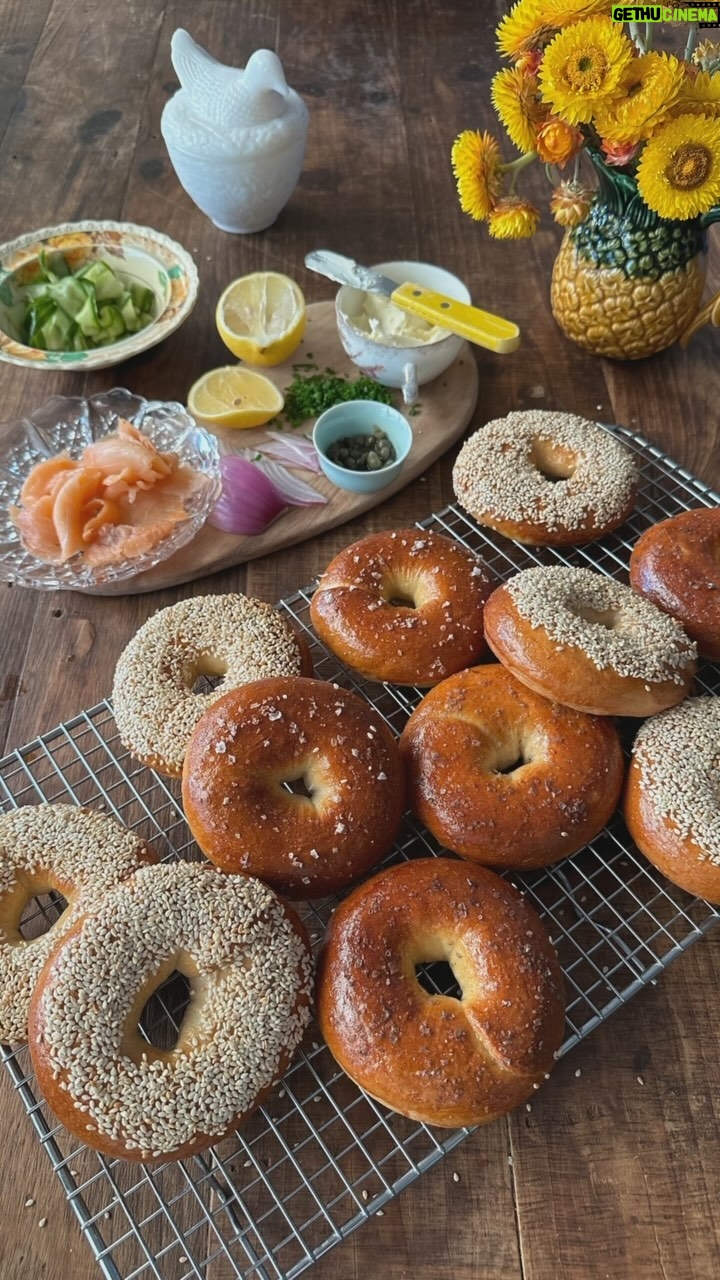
(551, 155, 717, 360)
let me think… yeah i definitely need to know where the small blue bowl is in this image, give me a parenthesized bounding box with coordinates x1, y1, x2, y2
(312, 400, 412, 494)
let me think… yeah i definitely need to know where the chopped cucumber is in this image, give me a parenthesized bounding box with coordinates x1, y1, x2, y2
(17, 251, 156, 351)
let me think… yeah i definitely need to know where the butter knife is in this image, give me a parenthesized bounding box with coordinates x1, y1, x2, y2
(305, 250, 521, 354)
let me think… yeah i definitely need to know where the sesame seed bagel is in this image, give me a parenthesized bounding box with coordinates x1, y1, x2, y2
(629, 508, 720, 661)
(400, 666, 624, 870)
(484, 566, 697, 717)
(0, 805, 157, 1045)
(316, 857, 566, 1128)
(452, 409, 638, 546)
(625, 697, 720, 903)
(309, 528, 495, 686)
(112, 594, 313, 778)
(29, 862, 313, 1162)
(182, 677, 406, 899)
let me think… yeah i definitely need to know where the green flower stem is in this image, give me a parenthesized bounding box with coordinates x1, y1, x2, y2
(628, 21, 645, 52)
(500, 150, 537, 195)
(684, 22, 698, 63)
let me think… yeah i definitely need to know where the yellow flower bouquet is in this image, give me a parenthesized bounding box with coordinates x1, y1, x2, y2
(451, 4, 720, 357)
(453, 4, 720, 234)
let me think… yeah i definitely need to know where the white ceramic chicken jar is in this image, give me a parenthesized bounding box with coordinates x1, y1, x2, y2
(161, 31, 309, 233)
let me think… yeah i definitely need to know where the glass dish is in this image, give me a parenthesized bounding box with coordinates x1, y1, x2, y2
(0, 388, 221, 591)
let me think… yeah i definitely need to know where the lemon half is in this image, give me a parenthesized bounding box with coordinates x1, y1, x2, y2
(216, 271, 306, 366)
(187, 367, 284, 429)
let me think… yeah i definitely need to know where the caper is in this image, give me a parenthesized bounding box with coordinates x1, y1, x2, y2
(327, 427, 397, 471)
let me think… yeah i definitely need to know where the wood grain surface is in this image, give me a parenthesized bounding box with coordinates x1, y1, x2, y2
(0, 2, 719, 1279)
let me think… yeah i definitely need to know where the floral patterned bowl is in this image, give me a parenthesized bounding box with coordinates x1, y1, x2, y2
(0, 388, 221, 591)
(0, 221, 199, 371)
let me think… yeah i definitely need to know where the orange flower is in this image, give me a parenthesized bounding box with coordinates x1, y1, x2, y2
(600, 138, 640, 167)
(516, 49, 543, 76)
(550, 180, 594, 226)
(535, 117, 583, 166)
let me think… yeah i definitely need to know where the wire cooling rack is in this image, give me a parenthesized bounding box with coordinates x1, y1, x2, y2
(2, 422, 720, 1280)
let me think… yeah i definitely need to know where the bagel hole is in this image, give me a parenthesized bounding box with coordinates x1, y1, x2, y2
(382, 573, 419, 609)
(530, 439, 576, 483)
(490, 734, 534, 776)
(139, 970, 192, 1051)
(281, 773, 315, 800)
(19, 890, 67, 940)
(575, 605, 620, 631)
(190, 655, 228, 696)
(191, 672, 224, 695)
(415, 960, 462, 1001)
(494, 754, 525, 775)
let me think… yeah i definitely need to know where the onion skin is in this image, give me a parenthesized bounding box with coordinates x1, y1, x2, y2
(208, 456, 287, 535)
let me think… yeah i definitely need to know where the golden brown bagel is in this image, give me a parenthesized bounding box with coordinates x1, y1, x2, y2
(316, 857, 566, 1127)
(309, 528, 495, 685)
(629, 508, 720, 661)
(400, 665, 624, 869)
(29, 862, 313, 1162)
(484, 566, 697, 717)
(625, 697, 720, 903)
(182, 676, 406, 898)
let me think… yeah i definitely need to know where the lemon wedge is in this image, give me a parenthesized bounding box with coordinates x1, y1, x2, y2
(216, 271, 306, 366)
(187, 367, 284, 429)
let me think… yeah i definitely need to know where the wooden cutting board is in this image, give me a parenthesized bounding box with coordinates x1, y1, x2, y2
(92, 300, 479, 595)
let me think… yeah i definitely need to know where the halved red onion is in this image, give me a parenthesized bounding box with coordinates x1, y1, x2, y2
(208, 455, 288, 535)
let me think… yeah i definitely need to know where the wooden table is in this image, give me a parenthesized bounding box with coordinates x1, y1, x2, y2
(2, 2, 720, 1278)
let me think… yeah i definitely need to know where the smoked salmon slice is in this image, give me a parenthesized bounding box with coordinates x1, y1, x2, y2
(10, 418, 203, 568)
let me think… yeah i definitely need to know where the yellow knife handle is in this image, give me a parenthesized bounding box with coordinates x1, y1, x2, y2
(390, 281, 521, 354)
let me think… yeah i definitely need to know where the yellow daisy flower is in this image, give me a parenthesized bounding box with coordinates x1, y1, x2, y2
(544, 0, 610, 25)
(451, 131, 504, 221)
(594, 53, 684, 145)
(497, 0, 553, 62)
(674, 70, 720, 120)
(539, 17, 634, 126)
(497, 0, 608, 62)
(491, 66, 546, 153)
(636, 112, 720, 219)
(488, 197, 541, 239)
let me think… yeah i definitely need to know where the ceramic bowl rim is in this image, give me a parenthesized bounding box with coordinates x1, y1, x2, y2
(312, 399, 412, 487)
(0, 220, 199, 371)
(335, 259, 471, 353)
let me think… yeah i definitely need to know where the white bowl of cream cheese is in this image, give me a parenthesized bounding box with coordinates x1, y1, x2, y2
(335, 260, 471, 403)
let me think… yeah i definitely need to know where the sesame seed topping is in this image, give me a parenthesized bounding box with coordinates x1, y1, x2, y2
(632, 697, 720, 862)
(453, 410, 637, 535)
(33, 863, 313, 1157)
(112, 595, 305, 775)
(506, 566, 696, 682)
(0, 805, 154, 1044)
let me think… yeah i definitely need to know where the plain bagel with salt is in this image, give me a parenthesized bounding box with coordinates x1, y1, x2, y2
(316, 857, 566, 1128)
